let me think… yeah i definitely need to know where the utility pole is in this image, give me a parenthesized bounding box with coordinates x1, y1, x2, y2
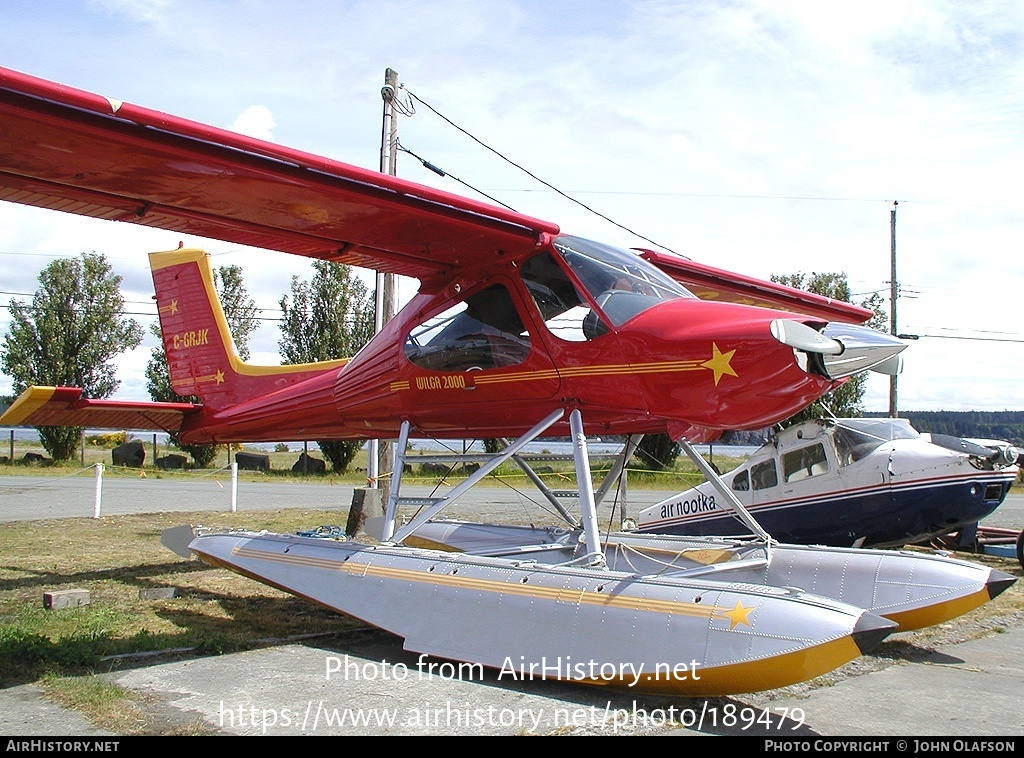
(367, 68, 399, 488)
(888, 201, 898, 418)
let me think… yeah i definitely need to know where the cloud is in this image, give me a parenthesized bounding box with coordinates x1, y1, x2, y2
(232, 105, 277, 141)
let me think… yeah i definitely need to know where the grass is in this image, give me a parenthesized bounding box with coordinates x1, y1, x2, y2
(0, 509, 370, 684)
(0, 507, 376, 733)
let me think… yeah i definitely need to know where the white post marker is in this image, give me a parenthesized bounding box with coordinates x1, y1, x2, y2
(230, 461, 238, 512)
(93, 462, 103, 518)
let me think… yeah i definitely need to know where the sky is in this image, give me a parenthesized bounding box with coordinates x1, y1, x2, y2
(1, 0, 1023, 415)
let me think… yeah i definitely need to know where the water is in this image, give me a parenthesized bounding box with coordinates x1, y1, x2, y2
(404, 438, 760, 460)
(3, 427, 759, 460)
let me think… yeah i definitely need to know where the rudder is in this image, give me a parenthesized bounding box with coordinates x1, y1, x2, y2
(150, 247, 243, 411)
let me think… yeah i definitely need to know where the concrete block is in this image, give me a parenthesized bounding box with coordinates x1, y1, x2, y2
(43, 589, 90, 610)
(138, 587, 178, 600)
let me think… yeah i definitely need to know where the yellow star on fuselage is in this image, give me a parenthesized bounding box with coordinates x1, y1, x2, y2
(702, 343, 738, 386)
(720, 600, 754, 629)
(214, 370, 225, 384)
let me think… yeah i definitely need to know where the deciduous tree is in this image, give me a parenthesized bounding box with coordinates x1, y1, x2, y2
(278, 260, 374, 473)
(1, 253, 144, 461)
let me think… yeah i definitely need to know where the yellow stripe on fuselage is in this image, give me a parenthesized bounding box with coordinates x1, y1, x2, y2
(396, 358, 711, 391)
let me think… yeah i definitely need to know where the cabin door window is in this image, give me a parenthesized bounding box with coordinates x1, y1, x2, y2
(782, 443, 829, 483)
(519, 250, 609, 342)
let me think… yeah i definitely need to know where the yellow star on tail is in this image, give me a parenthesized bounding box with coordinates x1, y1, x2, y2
(702, 343, 737, 386)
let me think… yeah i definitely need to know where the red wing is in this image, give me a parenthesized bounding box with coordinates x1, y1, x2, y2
(0, 67, 559, 280)
(0, 65, 871, 321)
(641, 249, 873, 324)
(0, 386, 198, 433)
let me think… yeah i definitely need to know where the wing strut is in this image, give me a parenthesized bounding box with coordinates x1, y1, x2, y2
(507, 433, 643, 526)
(569, 409, 606, 567)
(678, 440, 774, 544)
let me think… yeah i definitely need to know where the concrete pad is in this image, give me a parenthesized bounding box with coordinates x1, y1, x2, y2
(759, 627, 1024, 736)
(112, 632, 691, 736)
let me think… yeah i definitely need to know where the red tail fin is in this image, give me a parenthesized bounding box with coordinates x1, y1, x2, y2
(150, 248, 345, 411)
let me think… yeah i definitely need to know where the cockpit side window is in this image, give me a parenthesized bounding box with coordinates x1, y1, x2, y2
(750, 459, 778, 490)
(404, 283, 531, 371)
(520, 236, 694, 342)
(553, 235, 694, 330)
(834, 426, 884, 466)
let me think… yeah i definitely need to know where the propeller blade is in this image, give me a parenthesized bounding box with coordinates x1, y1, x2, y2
(869, 353, 903, 375)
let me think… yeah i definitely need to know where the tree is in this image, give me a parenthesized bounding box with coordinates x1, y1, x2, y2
(771, 272, 888, 426)
(213, 265, 260, 360)
(278, 260, 374, 473)
(633, 433, 681, 471)
(146, 264, 260, 467)
(1, 253, 144, 461)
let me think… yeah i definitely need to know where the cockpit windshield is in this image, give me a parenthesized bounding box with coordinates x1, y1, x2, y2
(833, 418, 920, 464)
(552, 235, 694, 326)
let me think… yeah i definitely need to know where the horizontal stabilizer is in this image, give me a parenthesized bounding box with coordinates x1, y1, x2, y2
(0, 386, 199, 432)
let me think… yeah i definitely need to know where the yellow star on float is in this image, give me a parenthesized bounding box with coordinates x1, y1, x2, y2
(214, 370, 225, 384)
(721, 600, 754, 629)
(701, 343, 737, 386)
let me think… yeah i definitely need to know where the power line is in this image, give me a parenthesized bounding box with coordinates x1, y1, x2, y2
(903, 332, 1024, 344)
(402, 88, 682, 256)
(395, 140, 518, 211)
